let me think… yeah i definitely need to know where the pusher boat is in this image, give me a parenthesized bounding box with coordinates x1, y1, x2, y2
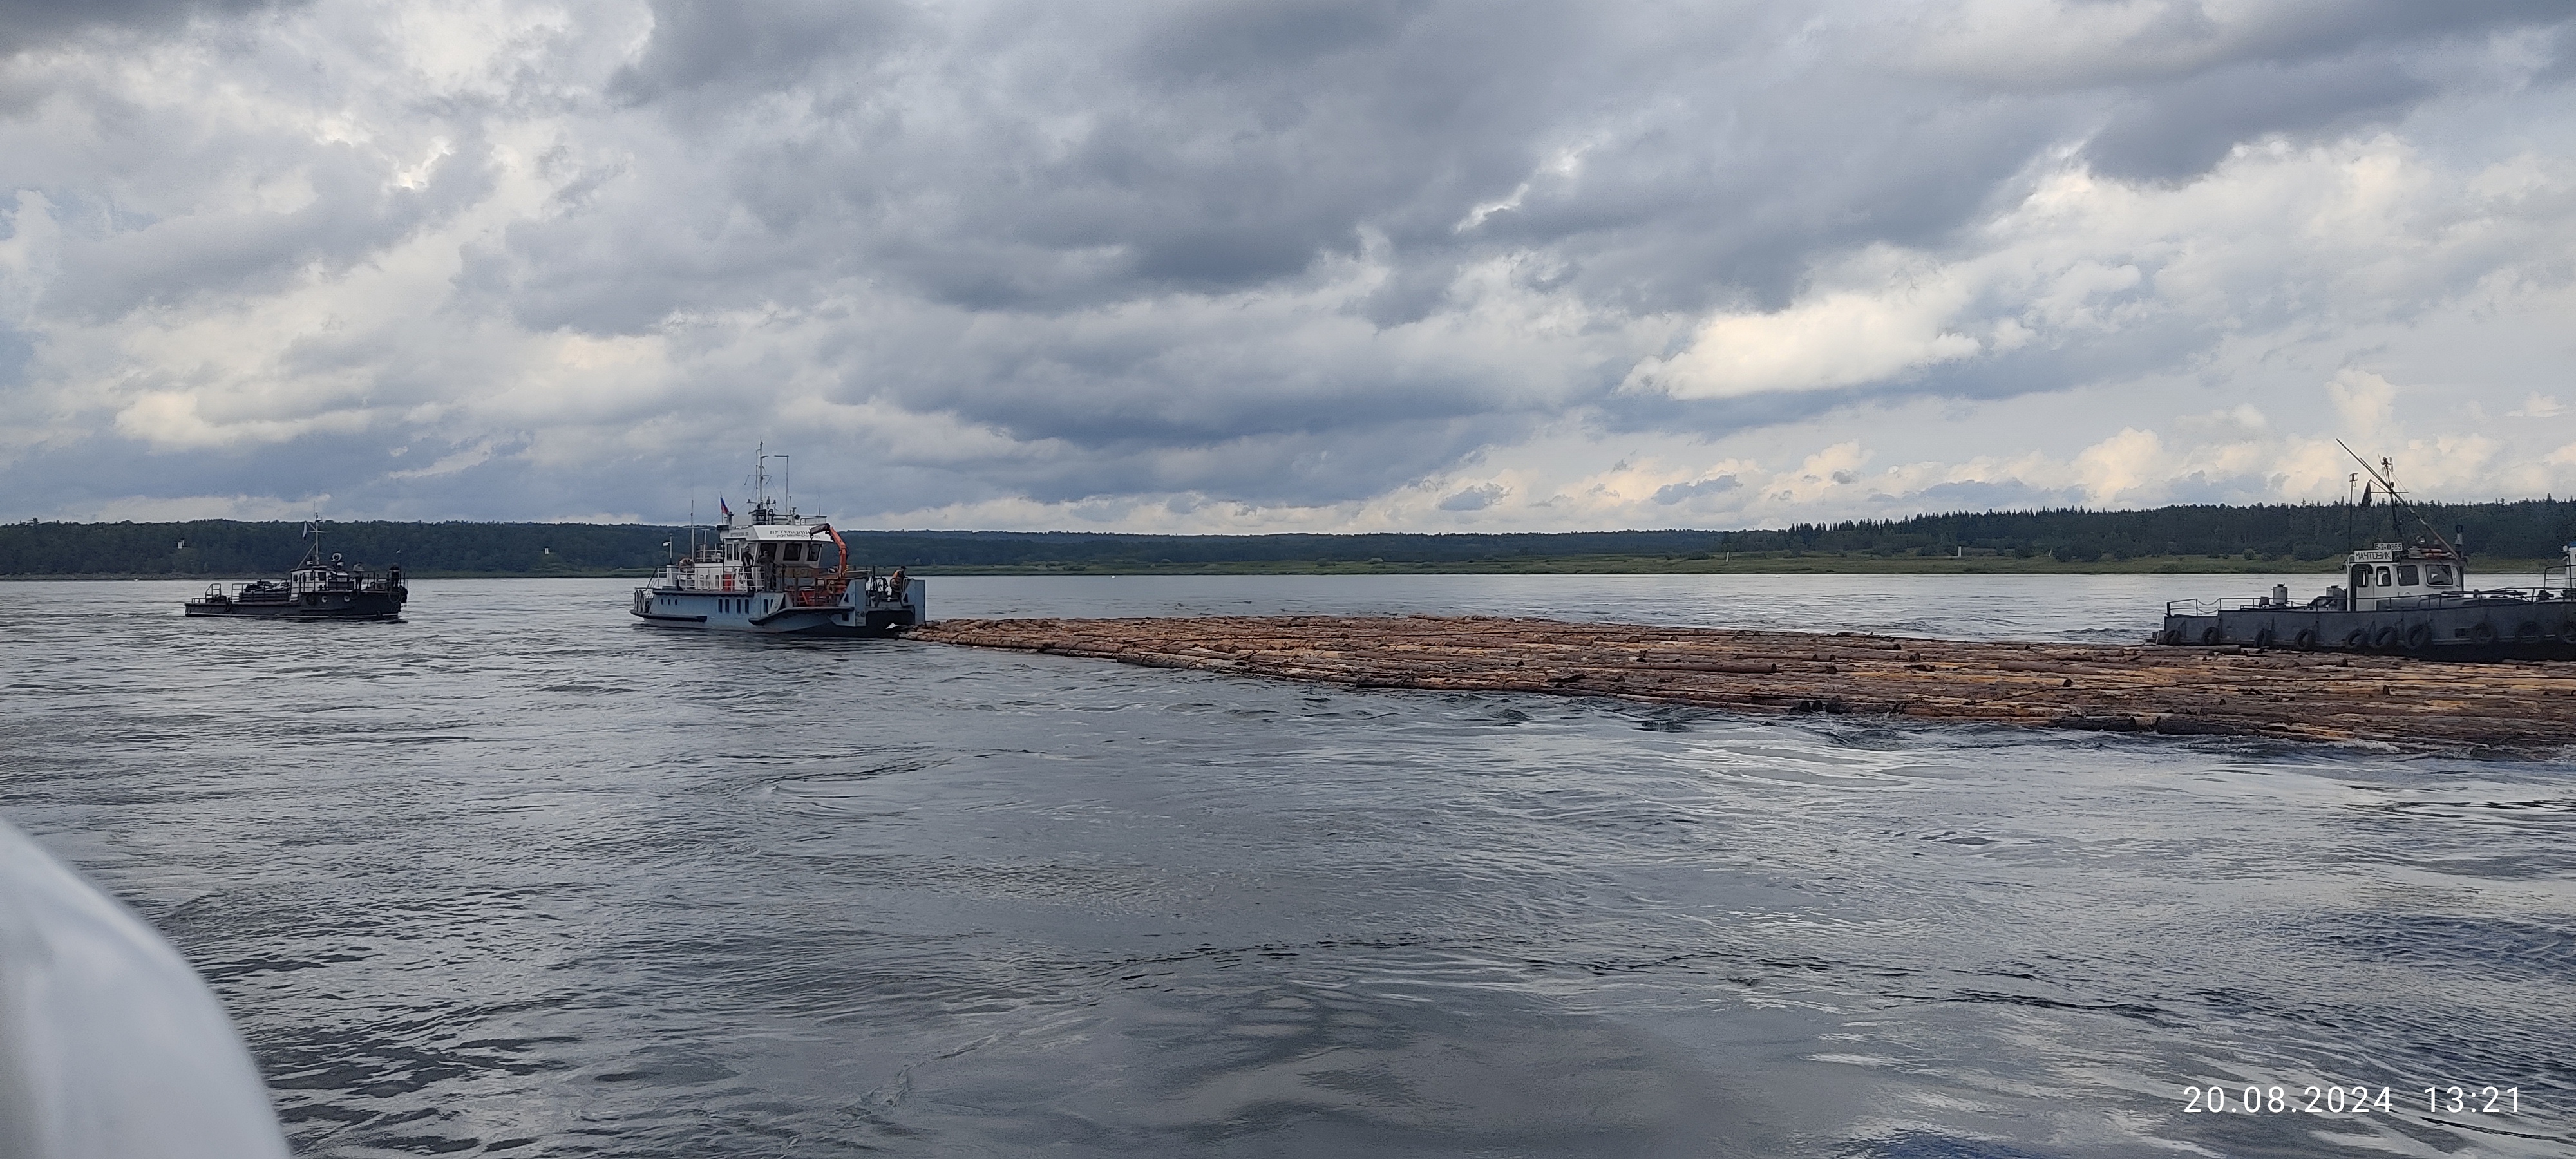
(629, 454, 924, 637)
(2157, 449, 2576, 660)
(184, 525, 406, 621)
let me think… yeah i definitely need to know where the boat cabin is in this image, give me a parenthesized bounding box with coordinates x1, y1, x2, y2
(731, 522, 837, 597)
(649, 503, 848, 599)
(2344, 542, 2462, 610)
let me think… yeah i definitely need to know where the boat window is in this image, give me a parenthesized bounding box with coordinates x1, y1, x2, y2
(2426, 564, 2453, 586)
(2376, 567, 2393, 586)
(2396, 565, 2419, 586)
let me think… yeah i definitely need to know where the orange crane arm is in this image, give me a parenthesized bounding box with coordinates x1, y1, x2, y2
(818, 523, 853, 600)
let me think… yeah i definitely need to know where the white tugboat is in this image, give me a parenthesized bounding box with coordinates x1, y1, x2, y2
(629, 452, 925, 637)
(2159, 448, 2576, 659)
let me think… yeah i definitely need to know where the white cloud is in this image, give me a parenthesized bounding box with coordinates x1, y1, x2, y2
(1625, 271, 1984, 398)
(2324, 368, 2398, 441)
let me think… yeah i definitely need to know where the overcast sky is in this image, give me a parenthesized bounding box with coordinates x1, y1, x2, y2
(3, 1, 2572, 530)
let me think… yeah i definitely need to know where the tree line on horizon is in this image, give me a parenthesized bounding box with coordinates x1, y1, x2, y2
(4, 499, 2572, 576)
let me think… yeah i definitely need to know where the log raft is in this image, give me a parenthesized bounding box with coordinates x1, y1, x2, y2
(911, 615, 2576, 749)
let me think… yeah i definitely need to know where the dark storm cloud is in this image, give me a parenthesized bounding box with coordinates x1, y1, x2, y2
(50, 137, 495, 321)
(607, 0, 911, 101)
(486, 0, 1609, 327)
(526, 0, 2572, 352)
(10, 0, 2576, 525)
(2084, 56, 2433, 182)
(0, 0, 290, 57)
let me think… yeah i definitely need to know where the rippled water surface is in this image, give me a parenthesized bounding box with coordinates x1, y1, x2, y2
(3, 574, 2570, 1157)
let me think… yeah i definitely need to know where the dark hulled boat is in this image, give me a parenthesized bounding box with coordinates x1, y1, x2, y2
(2157, 450, 2576, 660)
(185, 528, 407, 621)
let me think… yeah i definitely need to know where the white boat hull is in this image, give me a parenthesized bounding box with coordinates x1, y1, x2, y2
(630, 581, 925, 637)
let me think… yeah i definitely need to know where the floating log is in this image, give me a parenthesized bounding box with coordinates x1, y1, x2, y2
(911, 615, 2576, 749)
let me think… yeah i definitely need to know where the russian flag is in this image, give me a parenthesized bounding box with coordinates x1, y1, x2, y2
(719, 496, 732, 517)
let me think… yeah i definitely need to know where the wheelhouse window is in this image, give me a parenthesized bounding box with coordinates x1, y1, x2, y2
(2376, 566, 2394, 586)
(2425, 563, 2454, 586)
(2396, 565, 2420, 586)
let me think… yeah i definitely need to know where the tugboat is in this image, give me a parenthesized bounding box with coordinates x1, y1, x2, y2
(2157, 449, 2576, 660)
(184, 525, 407, 620)
(629, 451, 925, 637)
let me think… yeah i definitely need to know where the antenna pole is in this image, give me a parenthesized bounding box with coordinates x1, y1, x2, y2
(2336, 441, 2462, 559)
(2345, 472, 2357, 551)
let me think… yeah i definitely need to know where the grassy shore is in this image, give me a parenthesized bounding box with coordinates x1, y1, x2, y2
(31, 553, 2559, 581)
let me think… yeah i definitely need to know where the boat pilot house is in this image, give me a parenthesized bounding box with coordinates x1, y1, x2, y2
(2348, 547, 2459, 608)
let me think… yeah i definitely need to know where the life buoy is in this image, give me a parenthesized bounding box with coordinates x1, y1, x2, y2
(2200, 626, 2222, 645)
(2293, 628, 2317, 650)
(2469, 622, 2496, 645)
(2407, 623, 2433, 650)
(2372, 626, 2398, 650)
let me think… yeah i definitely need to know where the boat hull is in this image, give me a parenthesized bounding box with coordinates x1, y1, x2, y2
(184, 592, 404, 620)
(2161, 602, 2576, 661)
(630, 584, 922, 638)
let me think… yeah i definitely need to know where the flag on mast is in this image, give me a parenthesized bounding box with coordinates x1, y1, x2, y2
(719, 497, 732, 517)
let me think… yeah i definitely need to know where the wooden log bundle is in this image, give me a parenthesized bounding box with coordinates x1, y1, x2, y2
(911, 615, 2576, 749)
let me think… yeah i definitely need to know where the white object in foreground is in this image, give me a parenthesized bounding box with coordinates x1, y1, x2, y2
(0, 820, 289, 1159)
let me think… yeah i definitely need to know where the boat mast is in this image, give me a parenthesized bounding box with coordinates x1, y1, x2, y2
(2336, 441, 2462, 560)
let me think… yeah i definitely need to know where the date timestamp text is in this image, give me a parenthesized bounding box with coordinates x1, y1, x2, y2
(2183, 1085, 2522, 1115)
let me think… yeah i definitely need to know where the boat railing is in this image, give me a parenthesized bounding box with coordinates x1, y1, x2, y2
(209, 581, 292, 601)
(2165, 597, 2293, 615)
(2173, 590, 2551, 617)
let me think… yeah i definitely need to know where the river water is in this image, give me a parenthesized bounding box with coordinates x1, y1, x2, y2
(1, 574, 2568, 1158)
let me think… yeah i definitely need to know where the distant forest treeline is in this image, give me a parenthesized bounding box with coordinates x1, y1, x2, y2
(6, 500, 2574, 576)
